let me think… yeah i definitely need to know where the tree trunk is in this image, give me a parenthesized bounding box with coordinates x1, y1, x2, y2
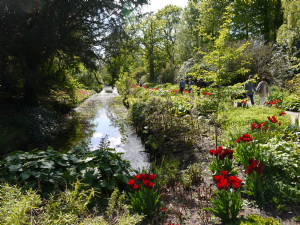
(149, 51, 154, 82)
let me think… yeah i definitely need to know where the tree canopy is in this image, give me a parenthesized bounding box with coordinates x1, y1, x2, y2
(0, 0, 148, 103)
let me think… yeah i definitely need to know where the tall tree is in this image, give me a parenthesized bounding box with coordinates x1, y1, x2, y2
(175, 0, 202, 63)
(138, 15, 162, 82)
(277, 0, 300, 48)
(156, 5, 182, 65)
(0, 0, 148, 104)
(231, 0, 283, 43)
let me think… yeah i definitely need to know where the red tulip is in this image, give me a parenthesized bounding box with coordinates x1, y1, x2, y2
(143, 179, 149, 187)
(143, 173, 149, 180)
(135, 174, 143, 181)
(149, 174, 156, 181)
(221, 170, 228, 178)
(134, 184, 140, 191)
(148, 182, 154, 189)
(128, 179, 135, 188)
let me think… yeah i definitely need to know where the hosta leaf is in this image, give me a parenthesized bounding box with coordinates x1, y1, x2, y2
(57, 160, 69, 166)
(8, 164, 21, 172)
(68, 155, 79, 163)
(41, 161, 55, 169)
(61, 154, 69, 161)
(26, 161, 38, 167)
(20, 170, 32, 181)
(85, 157, 95, 163)
(100, 180, 108, 187)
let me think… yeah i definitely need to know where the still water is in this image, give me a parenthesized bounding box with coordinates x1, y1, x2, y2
(70, 86, 149, 171)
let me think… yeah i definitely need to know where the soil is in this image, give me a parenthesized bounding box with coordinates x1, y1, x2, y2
(142, 134, 300, 225)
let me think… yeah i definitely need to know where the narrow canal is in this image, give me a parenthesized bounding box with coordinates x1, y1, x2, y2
(57, 86, 149, 171)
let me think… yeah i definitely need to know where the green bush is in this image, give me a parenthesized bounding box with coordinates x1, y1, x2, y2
(0, 141, 133, 198)
(259, 138, 300, 179)
(229, 214, 281, 225)
(0, 181, 144, 225)
(0, 182, 41, 224)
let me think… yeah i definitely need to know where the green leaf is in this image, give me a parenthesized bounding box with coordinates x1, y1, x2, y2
(47, 146, 54, 151)
(85, 157, 95, 163)
(100, 180, 108, 187)
(40, 161, 55, 169)
(8, 164, 21, 172)
(20, 170, 32, 181)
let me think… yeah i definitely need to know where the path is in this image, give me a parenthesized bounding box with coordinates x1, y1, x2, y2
(285, 111, 300, 126)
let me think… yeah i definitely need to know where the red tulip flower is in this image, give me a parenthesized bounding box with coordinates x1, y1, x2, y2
(149, 174, 156, 181)
(134, 184, 140, 191)
(143, 179, 149, 187)
(135, 174, 143, 181)
(148, 182, 154, 189)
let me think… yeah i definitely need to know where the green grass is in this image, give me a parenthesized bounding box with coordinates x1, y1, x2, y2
(219, 105, 291, 140)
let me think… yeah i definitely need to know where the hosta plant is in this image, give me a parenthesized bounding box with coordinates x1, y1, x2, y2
(0, 142, 132, 198)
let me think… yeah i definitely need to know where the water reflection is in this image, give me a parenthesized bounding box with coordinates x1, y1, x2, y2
(70, 86, 149, 171)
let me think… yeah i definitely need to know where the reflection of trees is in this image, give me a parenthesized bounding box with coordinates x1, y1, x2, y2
(51, 114, 95, 152)
(52, 95, 131, 152)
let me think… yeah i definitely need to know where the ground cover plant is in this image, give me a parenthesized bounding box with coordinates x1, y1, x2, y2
(0, 140, 132, 199)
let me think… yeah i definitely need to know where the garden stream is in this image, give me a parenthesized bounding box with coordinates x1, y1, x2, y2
(54, 86, 149, 171)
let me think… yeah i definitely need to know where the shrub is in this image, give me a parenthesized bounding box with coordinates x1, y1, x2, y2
(0, 181, 144, 225)
(0, 141, 132, 198)
(0, 182, 41, 224)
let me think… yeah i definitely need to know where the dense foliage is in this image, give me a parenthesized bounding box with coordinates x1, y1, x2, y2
(0, 142, 132, 198)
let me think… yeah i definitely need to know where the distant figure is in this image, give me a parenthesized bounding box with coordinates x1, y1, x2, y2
(188, 78, 195, 92)
(139, 79, 143, 87)
(179, 78, 185, 94)
(255, 76, 270, 106)
(244, 75, 256, 105)
(196, 79, 201, 88)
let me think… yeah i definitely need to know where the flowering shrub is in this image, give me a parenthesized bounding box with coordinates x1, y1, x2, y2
(244, 158, 264, 203)
(208, 146, 236, 175)
(128, 173, 161, 217)
(205, 171, 243, 223)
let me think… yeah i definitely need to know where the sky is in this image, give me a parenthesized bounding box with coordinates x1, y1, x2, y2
(141, 0, 189, 13)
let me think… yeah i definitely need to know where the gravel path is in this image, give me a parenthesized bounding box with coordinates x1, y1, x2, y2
(285, 111, 300, 126)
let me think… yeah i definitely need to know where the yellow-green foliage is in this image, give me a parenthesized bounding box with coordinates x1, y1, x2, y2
(219, 105, 291, 138)
(0, 181, 144, 225)
(39, 181, 95, 224)
(287, 75, 300, 98)
(0, 182, 41, 224)
(83, 188, 144, 225)
(239, 214, 281, 225)
(245, 214, 281, 225)
(229, 214, 281, 225)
